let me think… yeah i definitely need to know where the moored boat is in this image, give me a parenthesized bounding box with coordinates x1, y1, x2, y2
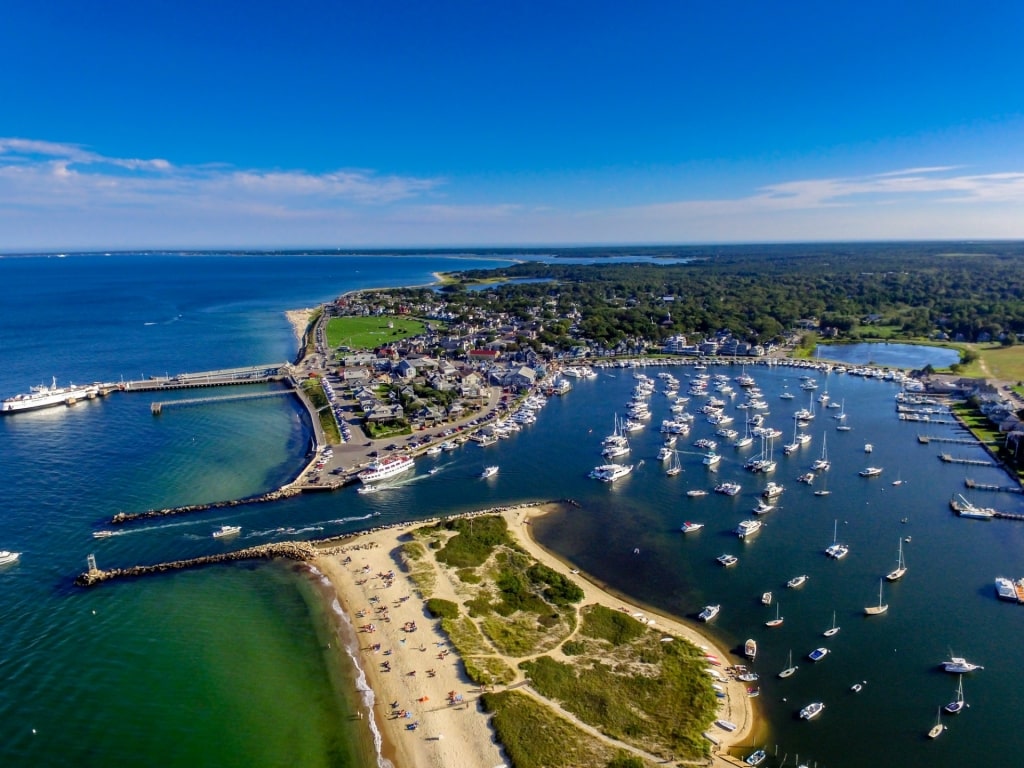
(744, 749, 766, 766)
(698, 604, 721, 621)
(787, 574, 808, 589)
(995, 576, 1018, 601)
(859, 466, 883, 477)
(716, 553, 738, 567)
(799, 701, 825, 720)
(736, 519, 762, 539)
(942, 655, 983, 673)
(744, 638, 757, 660)
(807, 647, 829, 662)
(680, 521, 704, 534)
(2, 377, 99, 414)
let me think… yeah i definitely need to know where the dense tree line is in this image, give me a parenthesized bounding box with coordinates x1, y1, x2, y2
(415, 242, 1024, 348)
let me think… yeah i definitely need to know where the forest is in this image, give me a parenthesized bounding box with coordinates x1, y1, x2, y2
(408, 241, 1024, 349)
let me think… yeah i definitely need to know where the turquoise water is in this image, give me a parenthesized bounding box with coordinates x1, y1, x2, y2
(1, 253, 1019, 767)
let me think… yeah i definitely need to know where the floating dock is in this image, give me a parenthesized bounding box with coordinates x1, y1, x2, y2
(939, 453, 994, 466)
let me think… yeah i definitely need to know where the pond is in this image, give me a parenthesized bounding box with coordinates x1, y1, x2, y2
(815, 342, 960, 369)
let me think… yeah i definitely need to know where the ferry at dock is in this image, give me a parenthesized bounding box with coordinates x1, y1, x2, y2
(2, 377, 99, 414)
(358, 455, 415, 484)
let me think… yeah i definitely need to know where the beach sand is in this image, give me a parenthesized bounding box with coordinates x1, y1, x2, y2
(285, 308, 316, 344)
(313, 504, 755, 768)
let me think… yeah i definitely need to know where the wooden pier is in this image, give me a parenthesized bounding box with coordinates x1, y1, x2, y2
(965, 478, 1024, 494)
(151, 389, 294, 415)
(939, 453, 994, 466)
(120, 363, 289, 392)
(899, 413, 958, 424)
(917, 435, 984, 446)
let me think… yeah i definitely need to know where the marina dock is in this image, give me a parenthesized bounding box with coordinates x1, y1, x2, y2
(917, 434, 984, 446)
(965, 478, 1024, 495)
(150, 389, 294, 414)
(939, 453, 994, 466)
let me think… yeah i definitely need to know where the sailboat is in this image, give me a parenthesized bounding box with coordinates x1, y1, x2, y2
(864, 578, 889, 615)
(944, 675, 967, 714)
(778, 649, 798, 679)
(811, 432, 830, 471)
(824, 519, 849, 559)
(891, 469, 904, 486)
(928, 708, 946, 738)
(766, 602, 783, 628)
(823, 611, 840, 637)
(886, 538, 908, 581)
(665, 450, 682, 476)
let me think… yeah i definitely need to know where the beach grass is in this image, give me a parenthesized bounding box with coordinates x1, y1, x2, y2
(300, 378, 341, 443)
(325, 315, 427, 350)
(482, 690, 637, 768)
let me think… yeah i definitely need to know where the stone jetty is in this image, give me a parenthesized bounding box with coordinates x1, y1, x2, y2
(75, 541, 329, 587)
(110, 486, 304, 524)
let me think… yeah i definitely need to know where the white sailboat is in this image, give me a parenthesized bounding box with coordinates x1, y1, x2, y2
(666, 450, 682, 476)
(778, 649, 798, 679)
(864, 578, 888, 616)
(823, 610, 840, 637)
(811, 432, 830, 471)
(928, 708, 946, 739)
(766, 602, 783, 628)
(886, 538, 907, 581)
(944, 675, 967, 714)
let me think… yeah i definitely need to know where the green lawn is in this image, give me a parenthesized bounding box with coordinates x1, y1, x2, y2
(325, 316, 427, 350)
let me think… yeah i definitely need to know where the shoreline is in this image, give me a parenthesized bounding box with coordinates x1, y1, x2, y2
(311, 503, 756, 768)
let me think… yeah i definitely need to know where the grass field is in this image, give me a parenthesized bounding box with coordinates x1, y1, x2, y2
(325, 316, 427, 350)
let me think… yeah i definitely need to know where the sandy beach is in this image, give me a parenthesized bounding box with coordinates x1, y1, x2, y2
(313, 503, 755, 768)
(285, 308, 316, 344)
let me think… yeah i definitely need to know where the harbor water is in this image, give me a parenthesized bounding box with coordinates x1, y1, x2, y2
(1, 253, 1021, 767)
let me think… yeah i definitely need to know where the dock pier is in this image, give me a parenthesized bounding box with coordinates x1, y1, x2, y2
(917, 435, 984, 446)
(939, 453, 995, 466)
(965, 478, 1024, 494)
(151, 389, 294, 415)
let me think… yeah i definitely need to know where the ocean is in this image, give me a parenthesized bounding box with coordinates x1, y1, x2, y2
(1, 252, 1021, 768)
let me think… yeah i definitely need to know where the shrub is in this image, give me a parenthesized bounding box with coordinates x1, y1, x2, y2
(425, 598, 459, 620)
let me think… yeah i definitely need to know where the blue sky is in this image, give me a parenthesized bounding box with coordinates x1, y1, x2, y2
(2, 1, 1024, 250)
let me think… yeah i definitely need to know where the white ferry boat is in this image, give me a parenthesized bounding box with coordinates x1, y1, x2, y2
(358, 455, 415, 484)
(2, 377, 98, 414)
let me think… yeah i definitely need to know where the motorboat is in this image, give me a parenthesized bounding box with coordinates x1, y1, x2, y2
(212, 525, 241, 538)
(357, 485, 381, 494)
(736, 519, 762, 539)
(762, 482, 784, 498)
(787, 574, 808, 589)
(859, 466, 883, 477)
(807, 647, 829, 662)
(589, 464, 634, 483)
(714, 482, 742, 496)
(995, 576, 1018, 601)
(753, 500, 775, 515)
(0, 550, 21, 566)
(761, 591, 772, 605)
(851, 681, 865, 693)
(942, 656, 984, 673)
(703, 451, 722, 467)
(698, 604, 720, 621)
(686, 489, 708, 497)
(799, 701, 825, 720)
(744, 638, 757, 660)
(744, 749, 766, 766)
(480, 465, 499, 478)
(716, 554, 738, 567)
(680, 521, 704, 534)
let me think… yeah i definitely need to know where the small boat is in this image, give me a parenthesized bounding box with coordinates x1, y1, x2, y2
(851, 681, 865, 693)
(864, 443, 873, 453)
(886, 538, 908, 581)
(942, 655, 984, 673)
(761, 591, 772, 606)
(357, 485, 381, 494)
(823, 611, 840, 637)
(799, 701, 825, 720)
(753, 500, 775, 515)
(714, 718, 737, 732)
(687, 488, 708, 497)
(716, 554, 738, 567)
(766, 603, 783, 628)
(0, 550, 21, 566)
(428, 467, 441, 475)
(666, 451, 683, 476)
(797, 472, 815, 484)
(715, 482, 742, 496)
(680, 521, 704, 534)
(212, 525, 241, 538)
(778, 649, 798, 678)
(995, 576, 1018, 601)
(736, 519, 762, 539)
(744, 749, 767, 766)
(824, 519, 849, 559)
(744, 638, 758, 660)
(864, 578, 888, 616)
(736, 671, 759, 683)
(480, 465, 499, 478)
(813, 488, 832, 496)
(703, 451, 722, 467)
(928, 708, 946, 739)
(944, 675, 967, 714)
(807, 647, 829, 662)
(859, 466, 883, 477)
(787, 574, 808, 589)
(698, 604, 721, 622)
(762, 482, 784, 498)
(92, 530, 117, 538)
